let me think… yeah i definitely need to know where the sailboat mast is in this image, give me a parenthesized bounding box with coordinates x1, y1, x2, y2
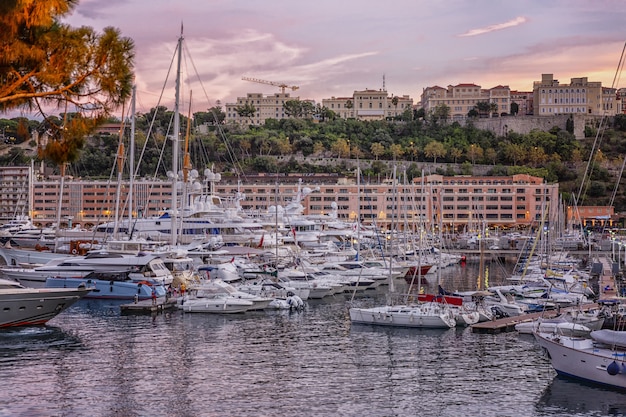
(129, 84, 136, 225)
(113, 103, 126, 239)
(356, 162, 360, 262)
(170, 29, 183, 246)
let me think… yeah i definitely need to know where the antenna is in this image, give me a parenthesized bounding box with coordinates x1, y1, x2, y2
(383, 73, 386, 91)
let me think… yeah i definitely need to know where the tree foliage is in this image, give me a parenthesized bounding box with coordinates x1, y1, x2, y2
(0, 0, 135, 115)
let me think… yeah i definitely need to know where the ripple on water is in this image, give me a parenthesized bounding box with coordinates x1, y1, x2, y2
(0, 263, 588, 417)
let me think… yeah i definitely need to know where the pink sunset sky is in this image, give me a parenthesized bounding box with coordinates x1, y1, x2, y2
(10, 0, 626, 117)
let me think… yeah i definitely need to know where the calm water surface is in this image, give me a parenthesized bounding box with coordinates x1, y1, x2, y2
(1, 261, 624, 417)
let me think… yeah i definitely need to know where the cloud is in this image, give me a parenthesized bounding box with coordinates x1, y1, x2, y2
(73, 0, 126, 20)
(458, 16, 528, 37)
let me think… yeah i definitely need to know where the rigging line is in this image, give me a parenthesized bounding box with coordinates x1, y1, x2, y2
(607, 41, 626, 210)
(576, 41, 626, 206)
(124, 42, 178, 219)
(133, 41, 177, 183)
(182, 42, 246, 180)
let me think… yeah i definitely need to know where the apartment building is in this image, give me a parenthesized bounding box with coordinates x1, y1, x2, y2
(224, 92, 314, 126)
(420, 83, 511, 120)
(25, 171, 556, 231)
(509, 90, 534, 115)
(618, 88, 626, 114)
(419, 174, 558, 231)
(0, 166, 32, 222)
(322, 89, 413, 121)
(533, 74, 620, 116)
(30, 178, 174, 228)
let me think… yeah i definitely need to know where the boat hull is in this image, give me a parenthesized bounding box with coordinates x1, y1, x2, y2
(45, 277, 165, 300)
(535, 331, 626, 390)
(349, 304, 456, 329)
(178, 298, 253, 313)
(0, 287, 91, 327)
(516, 320, 591, 337)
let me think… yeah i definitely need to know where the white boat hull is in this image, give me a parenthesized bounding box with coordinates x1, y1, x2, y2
(178, 297, 253, 313)
(349, 303, 456, 329)
(516, 320, 591, 337)
(535, 331, 626, 390)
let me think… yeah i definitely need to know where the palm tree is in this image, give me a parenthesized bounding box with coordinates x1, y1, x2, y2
(391, 96, 399, 118)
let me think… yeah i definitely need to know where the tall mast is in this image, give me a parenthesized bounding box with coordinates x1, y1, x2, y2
(113, 103, 126, 238)
(129, 84, 136, 225)
(170, 27, 183, 246)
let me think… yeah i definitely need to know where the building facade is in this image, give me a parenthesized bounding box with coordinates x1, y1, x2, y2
(532, 74, 620, 116)
(419, 174, 558, 231)
(322, 89, 413, 121)
(0, 165, 32, 222)
(509, 90, 534, 115)
(224, 92, 315, 126)
(20, 169, 557, 232)
(420, 83, 511, 120)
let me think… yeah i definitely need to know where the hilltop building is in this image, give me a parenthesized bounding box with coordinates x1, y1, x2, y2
(532, 74, 619, 116)
(321, 89, 413, 121)
(509, 90, 534, 115)
(420, 84, 511, 120)
(224, 92, 315, 126)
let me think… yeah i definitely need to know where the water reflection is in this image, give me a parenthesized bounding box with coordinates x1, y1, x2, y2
(0, 326, 83, 362)
(536, 376, 626, 416)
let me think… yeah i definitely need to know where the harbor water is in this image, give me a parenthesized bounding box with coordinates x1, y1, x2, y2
(1, 260, 624, 417)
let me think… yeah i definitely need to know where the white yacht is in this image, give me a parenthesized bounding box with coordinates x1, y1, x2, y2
(1, 251, 174, 288)
(189, 279, 273, 311)
(0, 277, 92, 327)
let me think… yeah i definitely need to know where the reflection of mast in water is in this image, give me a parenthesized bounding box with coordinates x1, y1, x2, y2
(477, 228, 484, 290)
(476, 224, 490, 290)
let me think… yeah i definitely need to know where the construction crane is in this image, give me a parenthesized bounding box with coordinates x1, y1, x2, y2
(241, 76, 299, 94)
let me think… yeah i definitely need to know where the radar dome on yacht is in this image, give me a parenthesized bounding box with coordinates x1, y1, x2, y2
(192, 182, 202, 192)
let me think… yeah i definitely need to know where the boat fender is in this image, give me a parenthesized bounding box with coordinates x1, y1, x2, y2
(409, 314, 414, 322)
(607, 361, 620, 376)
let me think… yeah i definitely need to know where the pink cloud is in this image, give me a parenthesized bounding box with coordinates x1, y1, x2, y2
(459, 17, 528, 37)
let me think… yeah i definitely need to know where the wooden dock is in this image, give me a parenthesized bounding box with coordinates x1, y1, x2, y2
(598, 256, 619, 298)
(120, 297, 178, 314)
(471, 303, 598, 334)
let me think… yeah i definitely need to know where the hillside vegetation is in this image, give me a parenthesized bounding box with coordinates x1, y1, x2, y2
(2, 110, 626, 210)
